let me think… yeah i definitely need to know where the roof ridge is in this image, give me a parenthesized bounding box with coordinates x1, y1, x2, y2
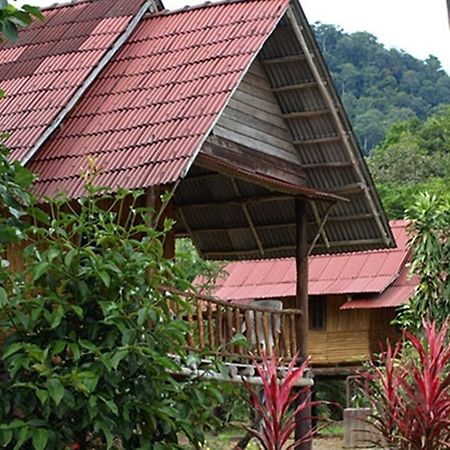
(21, 0, 152, 166)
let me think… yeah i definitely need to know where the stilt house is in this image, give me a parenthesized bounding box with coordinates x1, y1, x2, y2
(0, 0, 394, 442)
(199, 220, 417, 375)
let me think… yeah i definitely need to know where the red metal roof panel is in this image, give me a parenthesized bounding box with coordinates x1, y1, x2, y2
(205, 221, 413, 302)
(0, 0, 146, 163)
(26, 0, 290, 199)
(340, 263, 418, 310)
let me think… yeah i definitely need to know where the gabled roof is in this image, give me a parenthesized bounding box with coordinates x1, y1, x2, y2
(29, 0, 290, 198)
(207, 221, 414, 306)
(0, 0, 394, 257)
(0, 0, 150, 163)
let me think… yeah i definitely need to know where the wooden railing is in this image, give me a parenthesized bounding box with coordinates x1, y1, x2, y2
(163, 287, 302, 362)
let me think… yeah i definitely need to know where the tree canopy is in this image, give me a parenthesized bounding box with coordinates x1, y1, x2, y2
(367, 105, 450, 218)
(313, 23, 450, 153)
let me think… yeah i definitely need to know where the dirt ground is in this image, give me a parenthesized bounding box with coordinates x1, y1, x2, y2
(313, 436, 344, 449)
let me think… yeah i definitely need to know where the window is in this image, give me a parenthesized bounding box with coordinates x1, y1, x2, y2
(309, 296, 326, 330)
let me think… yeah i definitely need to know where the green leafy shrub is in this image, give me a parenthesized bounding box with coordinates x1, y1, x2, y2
(397, 193, 450, 331)
(0, 187, 223, 449)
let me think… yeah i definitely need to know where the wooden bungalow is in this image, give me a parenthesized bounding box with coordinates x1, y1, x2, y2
(200, 220, 416, 375)
(0, 0, 394, 444)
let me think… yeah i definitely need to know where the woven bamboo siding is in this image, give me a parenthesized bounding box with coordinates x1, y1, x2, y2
(310, 295, 371, 364)
(310, 330, 370, 365)
(279, 295, 371, 365)
(369, 308, 401, 354)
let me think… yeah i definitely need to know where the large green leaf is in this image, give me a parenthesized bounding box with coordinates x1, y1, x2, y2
(31, 428, 48, 450)
(2, 19, 18, 42)
(46, 378, 64, 406)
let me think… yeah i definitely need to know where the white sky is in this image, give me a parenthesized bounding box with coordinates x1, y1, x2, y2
(14, 0, 450, 73)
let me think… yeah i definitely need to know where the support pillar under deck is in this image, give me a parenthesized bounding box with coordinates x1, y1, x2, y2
(294, 198, 312, 450)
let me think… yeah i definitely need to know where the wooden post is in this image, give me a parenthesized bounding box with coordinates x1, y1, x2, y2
(294, 198, 312, 450)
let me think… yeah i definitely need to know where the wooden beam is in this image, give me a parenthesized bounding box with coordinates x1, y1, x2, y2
(281, 109, 331, 119)
(177, 212, 377, 235)
(309, 201, 332, 253)
(202, 238, 387, 259)
(301, 161, 353, 170)
(260, 54, 307, 65)
(230, 178, 265, 257)
(327, 182, 366, 195)
(175, 193, 293, 209)
(295, 198, 311, 449)
(272, 82, 317, 92)
(293, 136, 340, 146)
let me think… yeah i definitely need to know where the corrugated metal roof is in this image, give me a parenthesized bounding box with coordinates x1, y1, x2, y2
(0, 0, 146, 163)
(206, 220, 411, 300)
(28, 0, 290, 199)
(340, 260, 418, 310)
(0, 0, 394, 258)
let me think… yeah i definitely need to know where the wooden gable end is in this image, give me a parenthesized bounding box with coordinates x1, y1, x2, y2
(205, 59, 306, 187)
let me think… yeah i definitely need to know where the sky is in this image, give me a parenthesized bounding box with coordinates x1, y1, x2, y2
(14, 0, 450, 74)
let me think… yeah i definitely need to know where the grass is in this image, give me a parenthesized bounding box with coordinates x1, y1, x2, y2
(203, 426, 258, 450)
(318, 421, 343, 437)
(202, 421, 344, 449)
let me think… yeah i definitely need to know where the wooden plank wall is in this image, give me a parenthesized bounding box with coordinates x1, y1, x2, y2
(211, 59, 305, 185)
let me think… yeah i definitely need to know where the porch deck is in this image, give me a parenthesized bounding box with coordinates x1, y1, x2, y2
(166, 287, 302, 364)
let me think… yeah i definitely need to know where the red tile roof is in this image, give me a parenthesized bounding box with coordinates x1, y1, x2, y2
(26, 0, 290, 199)
(0, 0, 147, 163)
(207, 220, 413, 305)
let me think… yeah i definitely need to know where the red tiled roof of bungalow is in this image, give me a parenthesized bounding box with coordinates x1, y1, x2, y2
(0, 0, 148, 163)
(204, 220, 414, 305)
(24, 0, 290, 198)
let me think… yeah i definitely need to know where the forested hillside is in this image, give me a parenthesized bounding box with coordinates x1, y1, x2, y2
(367, 105, 450, 218)
(312, 23, 450, 153)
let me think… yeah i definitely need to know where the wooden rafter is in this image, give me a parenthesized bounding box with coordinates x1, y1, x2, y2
(176, 212, 376, 236)
(230, 177, 265, 256)
(175, 193, 292, 209)
(293, 136, 340, 146)
(260, 54, 307, 65)
(203, 238, 388, 258)
(281, 109, 331, 119)
(272, 81, 317, 92)
(301, 161, 353, 170)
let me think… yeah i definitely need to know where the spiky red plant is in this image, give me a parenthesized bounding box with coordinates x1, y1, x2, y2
(241, 353, 314, 450)
(363, 320, 450, 450)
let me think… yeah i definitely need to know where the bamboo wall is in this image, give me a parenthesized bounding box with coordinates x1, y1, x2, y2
(369, 307, 401, 354)
(310, 295, 371, 365)
(282, 295, 398, 366)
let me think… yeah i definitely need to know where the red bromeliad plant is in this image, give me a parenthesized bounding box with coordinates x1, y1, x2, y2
(362, 320, 450, 450)
(241, 353, 315, 450)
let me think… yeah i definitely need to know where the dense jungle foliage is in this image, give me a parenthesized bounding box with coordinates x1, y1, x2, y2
(313, 23, 450, 153)
(367, 105, 450, 218)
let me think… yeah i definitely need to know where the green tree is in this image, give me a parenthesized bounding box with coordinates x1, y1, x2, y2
(0, 1, 43, 43)
(0, 188, 223, 449)
(312, 23, 450, 152)
(397, 193, 450, 331)
(367, 106, 450, 218)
